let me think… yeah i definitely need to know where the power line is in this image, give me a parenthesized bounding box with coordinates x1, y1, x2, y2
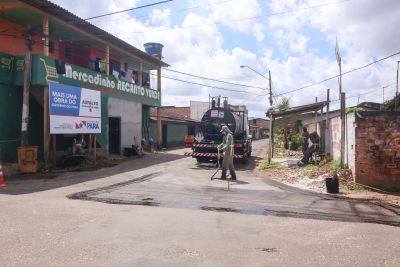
(83, 0, 173, 21)
(5, 30, 399, 102)
(2, 33, 268, 96)
(161, 75, 268, 96)
(275, 50, 400, 97)
(163, 68, 266, 90)
(1, 32, 270, 94)
(115, 0, 350, 35)
(92, 0, 236, 24)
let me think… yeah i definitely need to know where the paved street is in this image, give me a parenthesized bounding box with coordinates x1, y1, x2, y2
(1, 140, 400, 266)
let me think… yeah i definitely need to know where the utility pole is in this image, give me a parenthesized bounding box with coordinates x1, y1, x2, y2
(325, 89, 330, 157)
(382, 85, 390, 105)
(397, 61, 399, 97)
(268, 70, 273, 162)
(21, 27, 32, 146)
(340, 92, 346, 169)
(336, 38, 345, 169)
(239, 65, 273, 161)
(396, 61, 399, 110)
(314, 97, 318, 132)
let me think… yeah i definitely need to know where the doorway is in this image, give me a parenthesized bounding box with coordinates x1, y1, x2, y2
(109, 117, 121, 154)
(162, 124, 168, 148)
(188, 125, 196, 135)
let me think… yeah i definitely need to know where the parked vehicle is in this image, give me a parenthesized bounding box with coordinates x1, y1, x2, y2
(185, 97, 252, 163)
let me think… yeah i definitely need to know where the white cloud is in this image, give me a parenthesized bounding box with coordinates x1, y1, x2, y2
(49, 0, 400, 117)
(150, 8, 171, 25)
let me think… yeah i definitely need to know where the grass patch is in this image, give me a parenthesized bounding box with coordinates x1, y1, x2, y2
(298, 164, 319, 178)
(259, 160, 282, 170)
(347, 182, 371, 191)
(329, 160, 341, 173)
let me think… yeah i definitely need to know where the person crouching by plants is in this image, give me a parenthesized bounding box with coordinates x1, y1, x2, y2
(299, 131, 320, 165)
(301, 127, 309, 157)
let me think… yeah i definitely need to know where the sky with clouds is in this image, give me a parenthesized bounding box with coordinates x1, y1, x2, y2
(52, 0, 400, 117)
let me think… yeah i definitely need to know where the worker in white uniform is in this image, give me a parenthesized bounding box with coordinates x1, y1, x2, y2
(218, 125, 237, 180)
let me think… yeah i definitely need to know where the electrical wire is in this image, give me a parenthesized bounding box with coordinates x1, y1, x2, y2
(91, 0, 237, 24)
(3, 32, 399, 102)
(275, 50, 400, 97)
(83, 0, 173, 21)
(0, 33, 268, 96)
(162, 68, 267, 90)
(161, 74, 268, 96)
(115, 0, 350, 35)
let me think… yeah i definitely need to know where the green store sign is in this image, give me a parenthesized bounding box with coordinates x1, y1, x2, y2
(0, 52, 161, 106)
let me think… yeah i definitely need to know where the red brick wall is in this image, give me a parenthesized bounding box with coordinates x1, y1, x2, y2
(355, 111, 400, 188)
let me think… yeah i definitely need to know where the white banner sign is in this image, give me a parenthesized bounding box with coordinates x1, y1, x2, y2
(49, 83, 101, 134)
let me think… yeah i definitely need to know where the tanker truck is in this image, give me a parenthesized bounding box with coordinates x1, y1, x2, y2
(184, 97, 252, 163)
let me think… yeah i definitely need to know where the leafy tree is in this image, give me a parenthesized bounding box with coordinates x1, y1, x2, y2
(276, 97, 291, 111)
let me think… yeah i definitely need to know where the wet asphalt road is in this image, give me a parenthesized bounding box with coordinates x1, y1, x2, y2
(1, 139, 400, 266)
(69, 140, 400, 227)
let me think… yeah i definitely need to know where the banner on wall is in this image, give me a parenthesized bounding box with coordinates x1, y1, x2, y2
(49, 83, 101, 134)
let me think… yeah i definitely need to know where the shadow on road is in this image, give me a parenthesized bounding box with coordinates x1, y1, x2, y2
(190, 156, 263, 171)
(0, 153, 185, 195)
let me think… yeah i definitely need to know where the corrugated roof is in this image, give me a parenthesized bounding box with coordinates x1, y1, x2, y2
(18, 0, 169, 67)
(150, 107, 200, 123)
(269, 101, 328, 118)
(269, 101, 328, 129)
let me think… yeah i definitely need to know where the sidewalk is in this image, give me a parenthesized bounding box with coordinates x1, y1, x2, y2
(255, 148, 400, 207)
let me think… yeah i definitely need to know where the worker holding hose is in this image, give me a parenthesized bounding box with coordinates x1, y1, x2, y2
(218, 125, 237, 180)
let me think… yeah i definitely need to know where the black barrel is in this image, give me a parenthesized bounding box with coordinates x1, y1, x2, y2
(201, 108, 243, 140)
(325, 176, 339, 193)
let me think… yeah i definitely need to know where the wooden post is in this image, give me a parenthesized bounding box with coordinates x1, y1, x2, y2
(268, 113, 273, 162)
(52, 135, 56, 167)
(325, 89, 330, 155)
(139, 62, 143, 86)
(267, 70, 273, 162)
(271, 117, 274, 158)
(21, 27, 32, 146)
(88, 134, 92, 157)
(105, 45, 110, 75)
(43, 16, 49, 56)
(43, 16, 50, 168)
(340, 92, 346, 168)
(314, 97, 318, 132)
(44, 86, 50, 169)
(320, 105, 323, 150)
(93, 134, 97, 164)
(156, 68, 162, 147)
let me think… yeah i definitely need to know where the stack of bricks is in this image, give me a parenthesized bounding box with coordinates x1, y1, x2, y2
(355, 111, 400, 188)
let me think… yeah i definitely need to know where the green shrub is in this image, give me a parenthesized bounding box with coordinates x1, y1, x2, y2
(289, 133, 302, 151)
(329, 159, 341, 173)
(347, 182, 371, 191)
(345, 107, 363, 113)
(274, 127, 283, 148)
(259, 160, 281, 169)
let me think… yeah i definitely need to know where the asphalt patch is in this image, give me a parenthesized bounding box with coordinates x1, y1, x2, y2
(200, 206, 240, 213)
(67, 172, 160, 201)
(257, 248, 278, 253)
(67, 172, 400, 227)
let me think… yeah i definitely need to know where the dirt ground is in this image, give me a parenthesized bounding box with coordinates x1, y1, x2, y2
(255, 147, 400, 207)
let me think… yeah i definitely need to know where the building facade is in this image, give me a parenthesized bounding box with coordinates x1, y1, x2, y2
(0, 0, 167, 164)
(149, 107, 200, 148)
(248, 118, 270, 139)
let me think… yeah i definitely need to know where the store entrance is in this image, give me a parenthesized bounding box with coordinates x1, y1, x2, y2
(108, 117, 121, 154)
